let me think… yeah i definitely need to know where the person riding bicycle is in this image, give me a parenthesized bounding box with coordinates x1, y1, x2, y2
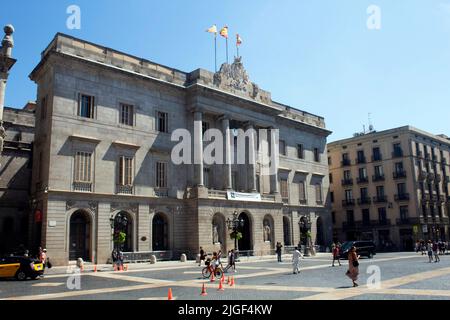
(211, 252, 220, 272)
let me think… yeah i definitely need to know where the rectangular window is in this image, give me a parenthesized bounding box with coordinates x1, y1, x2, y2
(362, 209, 370, 225)
(393, 143, 403, 156)
(395, 162, 404, 173)
(373, 147, 381, 161)
(74, 152, 92, 182)
(347, 210, 355, 224)
(329, 173, 333, 184)
(328, 156, 332, 165)
(78, 94, 95, 119)
(299, 181, 306, 202)
(119, 156, 133, 186)
(314, 148, 320, 162)
(315, 183, 323, 203)
(344, 170, 351, 180)
(359, 167, 367, 179)
(330, 192, 334, 203)
(360, 187, 368, 199)
(332, 212, 336, 224)
(297, 144, 304, 159)
(376, 186, 385, 197)
(232, 171, 238, 191)
(279, 140, 286, 156)
(374, 165, 383, 177)
(357, 150, 365, 163)
(378, 207, 387, 223)
(120, 103, 134, 126)
(156, 162, 167, 188)
(345, 189, 353, 201)
(400, 206, 409, 221)
(157, 111, 169, 133)
(280, 179, 289, 199)
(397, 183, 407, 195)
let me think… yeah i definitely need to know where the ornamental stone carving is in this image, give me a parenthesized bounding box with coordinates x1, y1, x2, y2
(110, 202, 138, 214)
(66, 200, 98, 213)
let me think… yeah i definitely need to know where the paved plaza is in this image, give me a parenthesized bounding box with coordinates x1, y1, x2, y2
(1, 252, 449, 300)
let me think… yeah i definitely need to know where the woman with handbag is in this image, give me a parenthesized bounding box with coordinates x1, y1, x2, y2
(346, 246, 360, 287)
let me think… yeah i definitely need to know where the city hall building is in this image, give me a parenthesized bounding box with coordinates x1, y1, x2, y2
(29, 33, 332, 265)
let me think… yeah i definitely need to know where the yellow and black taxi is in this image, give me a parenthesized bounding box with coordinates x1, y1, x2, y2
(0, 256, 44, 280)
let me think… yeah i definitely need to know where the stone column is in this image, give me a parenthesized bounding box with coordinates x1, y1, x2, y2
(194, 110, 204, 187)
(269, 128, 279, 194)
(222, 116, 232, 190)
(245, 122, 257, 192)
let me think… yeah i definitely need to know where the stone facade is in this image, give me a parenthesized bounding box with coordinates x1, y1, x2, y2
(328, 126, 450, 251)
(0, 105, 35, 255)
(29, 33, 332, 266)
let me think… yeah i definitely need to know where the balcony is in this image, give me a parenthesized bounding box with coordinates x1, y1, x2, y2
(435, 174, 442, 183)
(392, 150, 404, 158)
(341, 178, 354, 186)
(116, 184, 133, 195)
(299, 199, 308, 205)
(393, 170, 407, 179)
(373, 195, 388, 203)
(73, 181, 92, 192)
(356, 157, 366, 164)
(341, 159, 351, 167)
(432, 154, 438, 162)
(154, 188, 169, 198)
(357, 177, 369, 184)
(394, 193, 410, 201)
(357, 197, 372, 205)
(342, 199, 355, 207)
(442, 158, 447, 164)
(438, 195, 446, 204)
(431, 194, 438, 202)
(372, 155, 383, 162)
(375, 219, 391, 226)
(416, 151, 423, 158)
(418, 171, 428, 180)
(422, 194, 430, 202)
(424, 153, 431, 160)
(427, 173, 435, 182)
(396, 217, 420, 225)
(372, 174, 385, 182)
(261, 194, 277, 202)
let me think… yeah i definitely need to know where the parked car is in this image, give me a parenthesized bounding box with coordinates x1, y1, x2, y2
(339, 241, 376, 259)
(0, 256, 44, 280)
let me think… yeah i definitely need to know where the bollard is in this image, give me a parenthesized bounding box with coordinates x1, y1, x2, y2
(180, 254, 187, 262)
(150, 255, 157, 264)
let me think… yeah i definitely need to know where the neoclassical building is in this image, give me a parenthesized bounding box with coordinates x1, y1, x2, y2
(30, 33, 332, 265)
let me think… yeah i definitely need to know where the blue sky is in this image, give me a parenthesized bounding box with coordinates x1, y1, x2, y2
(2, 0, 450, 141)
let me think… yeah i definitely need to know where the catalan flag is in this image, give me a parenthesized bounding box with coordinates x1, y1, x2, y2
(206, 24, 217, 34)
(220, 26, 229, 39)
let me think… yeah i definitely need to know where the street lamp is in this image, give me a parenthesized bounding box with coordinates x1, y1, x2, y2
(226, 211, 244, 258)
(110, 214, 128, 251)
(298, 216, 312, 257)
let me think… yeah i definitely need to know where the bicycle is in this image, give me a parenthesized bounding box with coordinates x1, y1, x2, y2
(202, 262, 224, 279)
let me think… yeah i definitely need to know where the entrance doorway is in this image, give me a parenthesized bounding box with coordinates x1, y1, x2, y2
(283, 216, 291, 246)
(237, 212, 252, 251)
(152, 213, 169, 251)
(69, 210, 91, 261)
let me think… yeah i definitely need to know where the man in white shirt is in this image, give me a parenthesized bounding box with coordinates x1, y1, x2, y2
(292, 247, 304, 274)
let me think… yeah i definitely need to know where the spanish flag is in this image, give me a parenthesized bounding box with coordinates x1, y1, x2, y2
(220, 26, 229, 38)
(206, 24, 217, 34)
(236, 34, 242, 46)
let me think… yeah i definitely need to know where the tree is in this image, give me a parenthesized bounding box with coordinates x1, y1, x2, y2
(114, 231, 126, 250)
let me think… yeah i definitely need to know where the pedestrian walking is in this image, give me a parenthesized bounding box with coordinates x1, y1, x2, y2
(421, 240, 426, 255)
(415, 241, 420, 253)
(346, 246, 360, 287)
(432, 242, 440, 263)
(332, 244, 341, 267)
(198, 247, 206, 266)
(292, 247, 303, 274)
(427, 240, 433, 263)
(39, 248, 47, 270)
(276, 242, 283, 263)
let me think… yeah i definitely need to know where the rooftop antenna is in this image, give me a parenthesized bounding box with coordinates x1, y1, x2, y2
(368, 113, 374, 132)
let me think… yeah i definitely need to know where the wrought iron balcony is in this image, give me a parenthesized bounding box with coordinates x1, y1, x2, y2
(372, 155, 383, 162)
(341, 178, 354, 186)
(357, 197, 372, 205)
(394, 193, 410, 201)
(435, 174, 442, 183)
(393, 170, 407, 179)
(373, 195, 388, 203)
(427, 173, 435, 182)
(154, 188, 169, 198)
(392, 150, 404, 158)
(376, 219, 391, 226)
(116, 184, 133, 195)
(438, 195, 446, 203)
(342, 199, 355, 207)
(422, 194, 431, 202)
(416, 151, 423, 158)
(341, 159, 351, 167)
(396, 217, 420, 225)
(357, 177, 369, 184)
(73, 181, 92, 192)
(356, 157, 366, 164)
(372, 174, 385, 182)
(418, 171, 428, 180)
(424, 153, 431, 160)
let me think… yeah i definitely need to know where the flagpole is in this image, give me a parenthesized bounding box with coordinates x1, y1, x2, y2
(226, 37, 229, 64)
(214, 34, 217, 72)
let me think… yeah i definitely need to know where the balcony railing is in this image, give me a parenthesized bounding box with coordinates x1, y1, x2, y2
(357, 197, 372, 205)
(394, 193, 410, 201)
(422, 194, 430, 202)
(299, 199, 308, 205)
(357, 177, 369, 184)
(373, 195, 388, 203)
(341, 179, 354, 186)
(393, 171, 407, 179)
(372, 155, 383, 162)
(424, 153, 431, 160)
(396, 218, 420, 225)
(356, 157, 366, 164)
(418, 171, 428, 180)
(375, 219, 391, 226)
(435, 174, 442, 183)
(342, 199, 355, 207)
(208, 189, 227, 199)
(442, 158, 447, 164)
(154, 188, 169, 198)
(438, 195, 446, 203)
(392, 150, 404, 158)
(416, 151, 423, 158)
(73, 181, 92, 192)
(116, 184, 133, 195)
(341, 159, 351, 167)
(427, 173, 435, 182)
(372, 174, 385, 182)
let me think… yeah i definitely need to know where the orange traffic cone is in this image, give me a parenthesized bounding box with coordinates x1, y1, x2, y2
(218, 279, 225, 291)
(210, 273, 216, 282)
(200, 283, 208, 296)
(229, 276, 235, 287)
(120, 264, 124, 272)
(221, 273, 225, 283)
(124, 264, 128, 271)
(93, 265, 97, 272)
(227, 276, 230, 284)
(168, 288, 173, 300)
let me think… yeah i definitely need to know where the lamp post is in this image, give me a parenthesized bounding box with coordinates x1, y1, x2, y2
(299, 216, 312, 257)
(226, 211, 244, 259)
(0, 25, 16, 160)
(110, 214, 128, 251)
